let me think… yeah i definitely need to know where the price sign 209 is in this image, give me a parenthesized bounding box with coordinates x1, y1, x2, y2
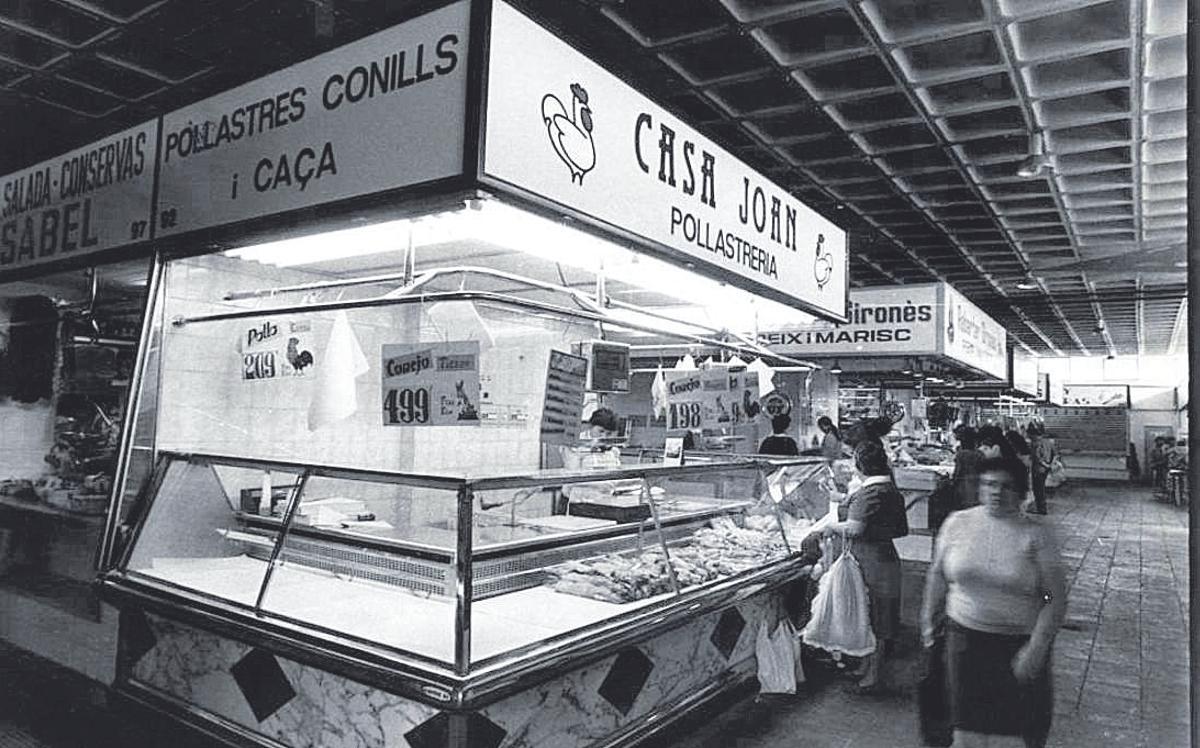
(243, 351, 277, 380)
(383, 388, 430, 424)
(668, 401, 702, 430)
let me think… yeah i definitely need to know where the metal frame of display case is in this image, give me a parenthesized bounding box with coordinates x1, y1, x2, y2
(101, 451, 826, 709)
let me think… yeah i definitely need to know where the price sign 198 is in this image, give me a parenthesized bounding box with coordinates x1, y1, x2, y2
(383, 387, 430, 425)
(243, 351, 277, 380)
(668, 401, 702, 430)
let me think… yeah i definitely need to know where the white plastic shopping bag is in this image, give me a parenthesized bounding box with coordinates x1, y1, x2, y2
(755, 619, 805, 693)
(800, 547, 876, 657)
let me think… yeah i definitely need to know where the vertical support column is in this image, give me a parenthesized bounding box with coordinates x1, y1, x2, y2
(454, 484, 474, 677)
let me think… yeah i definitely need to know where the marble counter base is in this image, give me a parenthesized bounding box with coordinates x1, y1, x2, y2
(121, 582, 790, 748)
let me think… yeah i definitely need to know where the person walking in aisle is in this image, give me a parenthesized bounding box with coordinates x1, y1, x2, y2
(920, 457, 1066, 748)
(1026, 422, 1054, 514)
(822, 439, 908, 693)
(951, 424, 983, 511)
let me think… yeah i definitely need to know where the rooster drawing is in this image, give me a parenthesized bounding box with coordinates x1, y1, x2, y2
(541, 83, 595, 184)
(813, 233, 833, 290)
(285, 337, 314, 372)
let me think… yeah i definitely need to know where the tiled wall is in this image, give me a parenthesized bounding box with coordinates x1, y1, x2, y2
(152, 255, 600, 513)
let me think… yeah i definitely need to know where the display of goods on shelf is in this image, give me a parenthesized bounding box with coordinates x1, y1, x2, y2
(546, 516, 789, 603)
(926, 399, 959, 429)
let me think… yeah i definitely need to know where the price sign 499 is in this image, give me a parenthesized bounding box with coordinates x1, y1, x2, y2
(383, 387, 430, 424)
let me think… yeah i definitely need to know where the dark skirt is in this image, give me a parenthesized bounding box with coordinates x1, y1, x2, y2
(850, 539, 901, 642)
(946, 619, 1052, 743)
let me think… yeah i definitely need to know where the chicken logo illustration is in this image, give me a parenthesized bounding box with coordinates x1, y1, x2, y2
(813, 233, 833, 290)
(541, 83, 595, 184)
(286, 337, 314, 372)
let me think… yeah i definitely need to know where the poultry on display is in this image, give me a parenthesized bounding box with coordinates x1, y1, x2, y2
(541, 83, 596, 184)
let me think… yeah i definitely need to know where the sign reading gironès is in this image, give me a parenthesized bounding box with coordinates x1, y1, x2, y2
(155, 1, 469, 237)
(757, 284, 940, 356)
(483, 0, 847, 322)
(759, 282, 1009, 380)
(0, 120, 157, 272)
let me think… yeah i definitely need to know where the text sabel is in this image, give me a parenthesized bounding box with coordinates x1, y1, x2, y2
(0, 198, 100, 266)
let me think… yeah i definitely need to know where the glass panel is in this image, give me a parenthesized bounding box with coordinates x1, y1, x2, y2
(0, 259, 151, 615)
(126, 458, 300, 608)
(257, 474, 458, 664)
(467, 457, 830, 666)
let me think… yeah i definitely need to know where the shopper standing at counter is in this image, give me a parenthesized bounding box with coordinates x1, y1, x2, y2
(822, 439, 908, 692)
(759, 414, 800, 456)
(921, 457, 1066, 748)
(817, 415, 846, 461)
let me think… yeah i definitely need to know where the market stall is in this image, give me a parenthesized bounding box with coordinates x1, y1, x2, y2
(0, 116, 159, 681)
(75, 1, 855, 746)
(759, 282, 1010, 555)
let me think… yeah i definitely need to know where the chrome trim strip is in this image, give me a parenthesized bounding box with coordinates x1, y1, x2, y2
(97, 253, 164, 571)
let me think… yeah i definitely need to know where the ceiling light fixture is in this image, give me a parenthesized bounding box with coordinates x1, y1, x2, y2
(1016, 131, 1050, 179)
(829, 359, 843, 375)
(1015, 277, 1039, 290)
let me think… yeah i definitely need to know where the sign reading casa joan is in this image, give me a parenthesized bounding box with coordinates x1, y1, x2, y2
(483, 0, 847, 321)
(155, 0, 469, 236)
(0, 120, 157, 270)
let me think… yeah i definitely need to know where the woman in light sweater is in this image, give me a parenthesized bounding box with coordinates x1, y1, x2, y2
(921, 457, 1066, 748)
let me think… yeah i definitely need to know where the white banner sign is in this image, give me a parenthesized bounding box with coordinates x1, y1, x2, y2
(664, 369, 760, 431)
(239, 319, 315, 381)
(483, 0, 847, 320)
(0, 120, 157, 272)
(942, 285, 1007, 380)
(156, 1, 469, 237)
(757, 284, 940, 355)
(1011, 348, 1039, 396)
(381, 340, 480, 426)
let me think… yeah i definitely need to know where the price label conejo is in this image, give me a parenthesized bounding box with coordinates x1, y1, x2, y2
(380, 341, 481, 427)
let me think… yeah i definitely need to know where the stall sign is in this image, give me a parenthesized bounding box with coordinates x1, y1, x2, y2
(380, 341, 480, 426)
(1060, 383, 1130, 408)
(0, 120, 157, 274)
(941, 284, 1007, 380)
(1036, 372, 1052, 403)
(155, 1, 469, 237)
(540, 349, 588, 445)
(240, 319, 315, 380)
(1011, 348, 1039, 396)
(757, 284, 940, 356)
(663, 369, 760, 431)
(483, 1, 847, 321)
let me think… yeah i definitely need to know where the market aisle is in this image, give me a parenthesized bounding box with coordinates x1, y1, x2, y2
(661, 480, 1192, 748)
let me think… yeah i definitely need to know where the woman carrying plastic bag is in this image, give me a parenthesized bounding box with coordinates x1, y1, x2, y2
(810, 439, 908, 692)
(800, 538, 876, 659)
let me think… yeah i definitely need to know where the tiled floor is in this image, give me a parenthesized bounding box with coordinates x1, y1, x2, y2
(0, 481, 1192, 747)
(660, 481, 1193, 748)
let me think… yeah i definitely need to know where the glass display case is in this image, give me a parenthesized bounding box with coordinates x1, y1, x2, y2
(110, 449, 830, 683)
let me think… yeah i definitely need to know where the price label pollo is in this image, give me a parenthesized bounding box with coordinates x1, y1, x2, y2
(381, 341, 481, 426)
(240, 319, 314, 381)
(664, 370, 760, 431)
